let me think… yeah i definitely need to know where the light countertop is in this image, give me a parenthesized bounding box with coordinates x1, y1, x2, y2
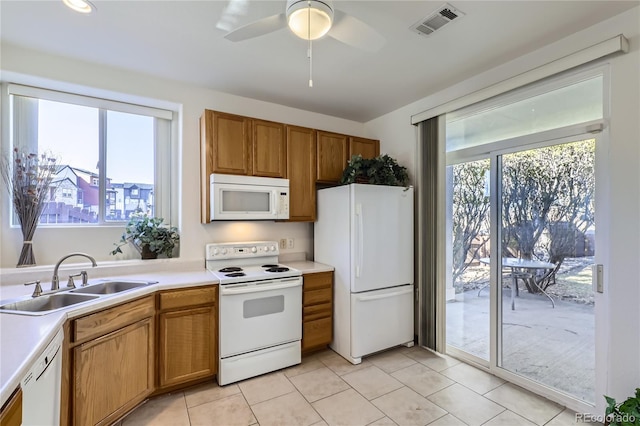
(0, 268, 218, 406)
(285, 260, 334, 274)
(0, 260, 333, 407)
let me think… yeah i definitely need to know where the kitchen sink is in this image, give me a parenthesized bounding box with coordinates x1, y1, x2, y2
(70, 280, 154, 295)
(0, 293, 100, 315)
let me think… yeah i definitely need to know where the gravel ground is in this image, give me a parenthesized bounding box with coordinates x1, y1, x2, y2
(455, 256, 595, 305)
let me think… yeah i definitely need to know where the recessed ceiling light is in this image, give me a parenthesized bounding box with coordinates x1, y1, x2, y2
(63, 0, 96, 14)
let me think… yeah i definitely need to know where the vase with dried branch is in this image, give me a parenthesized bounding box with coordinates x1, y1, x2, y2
(0, 148, 58, 267)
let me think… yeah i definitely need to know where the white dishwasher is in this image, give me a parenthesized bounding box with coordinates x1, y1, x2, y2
(21, 329, 63, 426)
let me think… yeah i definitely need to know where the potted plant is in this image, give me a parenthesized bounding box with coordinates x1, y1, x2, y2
(340, 154, 409, 187)
(111, 214, 180, 259)
(604, 389, 640, 426)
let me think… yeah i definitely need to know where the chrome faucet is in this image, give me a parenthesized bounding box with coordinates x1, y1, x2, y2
(51, 253, 97, 291)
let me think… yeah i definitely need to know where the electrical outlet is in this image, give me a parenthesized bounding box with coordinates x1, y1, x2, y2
(279, 239, 286, 249)
(287, 238, 294, 249)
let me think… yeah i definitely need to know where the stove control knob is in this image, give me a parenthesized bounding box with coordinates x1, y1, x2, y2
(270, 245, 276, 252)
(251, 247, 257, 253)
(221, 248, 228, 255)
(213, 249, 219, 256)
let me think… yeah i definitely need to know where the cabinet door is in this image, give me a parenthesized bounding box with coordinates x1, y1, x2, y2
(253, 119, 286, 178)
(316, 131, 348, 183)
(0, 388, 21, 426)
(158, 306, 216, 388)
(302, 317, 332, 353)
(73, 318, 154, 426)
(349, 136, 379, 160)
(302, 272, 333, 354)
(208, 110, 251, 175)
(286, 126, 316, 222)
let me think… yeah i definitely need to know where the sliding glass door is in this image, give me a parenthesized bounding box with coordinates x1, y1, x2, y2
(442, 68, 604, 408)
(445, 158, 491, 363)
(498, 138, 596, 403)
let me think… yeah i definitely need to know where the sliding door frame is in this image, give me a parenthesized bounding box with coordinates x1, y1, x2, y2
(443, 127, 605, 414)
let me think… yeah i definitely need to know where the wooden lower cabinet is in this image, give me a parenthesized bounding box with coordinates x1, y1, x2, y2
(65, 296, 155, 426)
(157, 286, 217, 390)
(302, 272, 334, 354)
(0, 388, 21, 426)
(61, 287, 219, 424)
(73, 317, 154, 426)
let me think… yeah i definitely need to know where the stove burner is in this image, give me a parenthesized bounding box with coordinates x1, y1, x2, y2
(261, 264, 279, 268)
(266, 267, 289, 273)
(225, 272, 246, 277)
(219, 267, 242, 273)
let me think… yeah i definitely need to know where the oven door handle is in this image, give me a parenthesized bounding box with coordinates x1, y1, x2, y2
(220, 279, 301, 295)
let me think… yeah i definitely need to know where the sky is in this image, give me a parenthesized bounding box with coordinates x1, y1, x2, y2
(38, 99, 154, 184)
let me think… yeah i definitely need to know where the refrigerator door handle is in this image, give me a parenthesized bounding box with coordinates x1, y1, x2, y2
(356, 203, 363, 277)
(355, 287, 413, 302)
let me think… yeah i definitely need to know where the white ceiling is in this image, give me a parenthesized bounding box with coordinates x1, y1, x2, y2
(0, 1, 637, 122)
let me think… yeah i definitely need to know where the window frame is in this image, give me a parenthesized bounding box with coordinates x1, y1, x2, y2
(5, 84, 175, 227)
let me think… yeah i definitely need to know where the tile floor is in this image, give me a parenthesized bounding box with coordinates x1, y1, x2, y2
(118, 346, 598, 426)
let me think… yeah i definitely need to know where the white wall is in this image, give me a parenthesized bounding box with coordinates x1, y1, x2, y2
(365, 6, 640, 414)
(0, 43, 365, 268)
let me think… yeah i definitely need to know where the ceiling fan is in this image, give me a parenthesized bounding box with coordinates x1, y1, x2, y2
(219, 0, 386, 53)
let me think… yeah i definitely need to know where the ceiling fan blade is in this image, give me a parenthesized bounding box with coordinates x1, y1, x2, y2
(224, 13, 287, 42)
(216, 0, 250, 32)
(328, 10, 385, 52)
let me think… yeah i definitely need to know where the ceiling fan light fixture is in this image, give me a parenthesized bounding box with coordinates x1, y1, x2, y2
(62, 0, 96, 14)
(286, 0, 334, 40)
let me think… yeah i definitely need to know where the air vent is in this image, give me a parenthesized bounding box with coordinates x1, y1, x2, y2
(410, 3, 465, 37)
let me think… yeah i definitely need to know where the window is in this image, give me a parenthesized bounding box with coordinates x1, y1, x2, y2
(8, 84, 173, 225)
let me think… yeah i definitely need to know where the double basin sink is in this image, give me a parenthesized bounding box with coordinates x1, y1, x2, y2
(0, 280, 156, 316)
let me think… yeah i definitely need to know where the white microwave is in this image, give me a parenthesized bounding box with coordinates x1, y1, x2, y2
(210, 174, 290, 221)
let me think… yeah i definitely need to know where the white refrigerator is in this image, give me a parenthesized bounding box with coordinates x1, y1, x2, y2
(314, 184, 414, 364)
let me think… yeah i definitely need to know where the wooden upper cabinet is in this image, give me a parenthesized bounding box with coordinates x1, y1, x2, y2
(210, 111, 251, 175)
(253, 119, 286, 178)
(200, 110, 251, 223)
(349, 136, 380, 160)
(316, 131, 348, 183)
(286, 126, 316, 222)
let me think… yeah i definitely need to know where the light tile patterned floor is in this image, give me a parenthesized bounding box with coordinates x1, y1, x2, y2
(119, 346, 596, 426)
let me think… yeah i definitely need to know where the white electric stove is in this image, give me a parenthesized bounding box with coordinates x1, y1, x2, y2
(205, 241, 302, 385)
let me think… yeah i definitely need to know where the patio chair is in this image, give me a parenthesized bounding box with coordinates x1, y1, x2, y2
(533, 261, 561, 291)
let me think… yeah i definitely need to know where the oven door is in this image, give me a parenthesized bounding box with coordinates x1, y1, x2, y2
(219, 277, 302, 358)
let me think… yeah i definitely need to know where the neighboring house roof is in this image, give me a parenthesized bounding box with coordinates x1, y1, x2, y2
(124, 183, 154, 190)
(50, 177, 78, 187)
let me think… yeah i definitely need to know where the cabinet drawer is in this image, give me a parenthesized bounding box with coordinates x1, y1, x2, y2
(159, 286, 217, 311)
(303, 272, 332, 291)
(303, 303, 331, 321)
(302, 317, 332, 352)
(73, 296, 155, 343)
(303, 287, 332, 307)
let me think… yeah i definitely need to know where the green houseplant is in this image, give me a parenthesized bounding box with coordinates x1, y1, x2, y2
(111, 214, 180, 259)
(605, 389, 640, 426)
(340, 154, 409, 187)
